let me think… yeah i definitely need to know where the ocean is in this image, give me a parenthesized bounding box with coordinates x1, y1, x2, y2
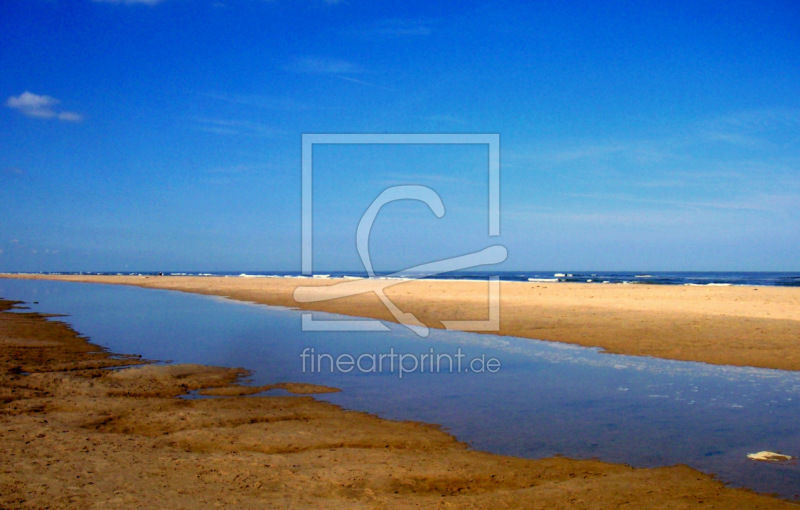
(28, 270, 800, 287)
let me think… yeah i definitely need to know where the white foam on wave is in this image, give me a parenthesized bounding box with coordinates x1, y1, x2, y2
(684, 283, 734, 287)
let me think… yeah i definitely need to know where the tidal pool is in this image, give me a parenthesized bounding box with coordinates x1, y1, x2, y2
(2, 278, 798, 500)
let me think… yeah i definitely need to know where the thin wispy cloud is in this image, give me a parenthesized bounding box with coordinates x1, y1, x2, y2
(696, 108, 800, 148)
(288, 56, 391, 90)
(289, 57, 364, 75)
(563, 191, 778, 214)
(502, 109, 800, 240)
(423, 114, 468, 125)
(204, 92, 316, 112)
(698, 130, 763, 147)
(5, 92, 83, 122)
(201, 162, 283, 186)
(205, 163, 278, 175)
(711, 108, 800, 130)
(379, 172, 469, 186)
(376, 19, 432, 36)
(190, 117, 286, 137)
(92, 0, 166, 5)
(505, 135, 686, 171)
(2, 167, 24, 178)
(511, 107, 800, 166)
(544, 143, 626, 163)
(502, 191, 800, 230)
(332, 74, 392, 90)
(203, 92, 304, 111)
(540, 139, 682, 165)
(502, 204, 699, 228)
(352, 18, 434, 38)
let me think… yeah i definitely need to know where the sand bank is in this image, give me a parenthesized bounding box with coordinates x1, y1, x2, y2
(5, 274, 800, 371)
(0, 299, 794, 508)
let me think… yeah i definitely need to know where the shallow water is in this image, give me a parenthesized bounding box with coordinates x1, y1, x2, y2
(2, 279, 799, 500)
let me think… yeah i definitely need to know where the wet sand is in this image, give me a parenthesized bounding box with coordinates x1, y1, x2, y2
(0, 299, 794, 508)
(5, 274, 800, 371)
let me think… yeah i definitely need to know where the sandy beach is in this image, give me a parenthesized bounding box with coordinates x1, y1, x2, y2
(1, 297, 795, 508)
(5, 274, 800, 371)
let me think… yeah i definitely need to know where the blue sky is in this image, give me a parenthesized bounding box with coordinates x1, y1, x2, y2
(1, 0, 798, 272)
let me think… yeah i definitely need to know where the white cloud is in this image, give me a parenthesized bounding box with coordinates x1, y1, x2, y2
(6, 92, 58, 118)
(5, 91, 83, 122)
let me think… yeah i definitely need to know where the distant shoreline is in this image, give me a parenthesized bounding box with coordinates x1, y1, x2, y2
(3, 273, 800, 371)
(5, 270, 800, 287)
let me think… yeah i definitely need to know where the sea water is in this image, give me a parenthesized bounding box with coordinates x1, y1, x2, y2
(1, 278, 798, 500)
(26, 270, 800, 287)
